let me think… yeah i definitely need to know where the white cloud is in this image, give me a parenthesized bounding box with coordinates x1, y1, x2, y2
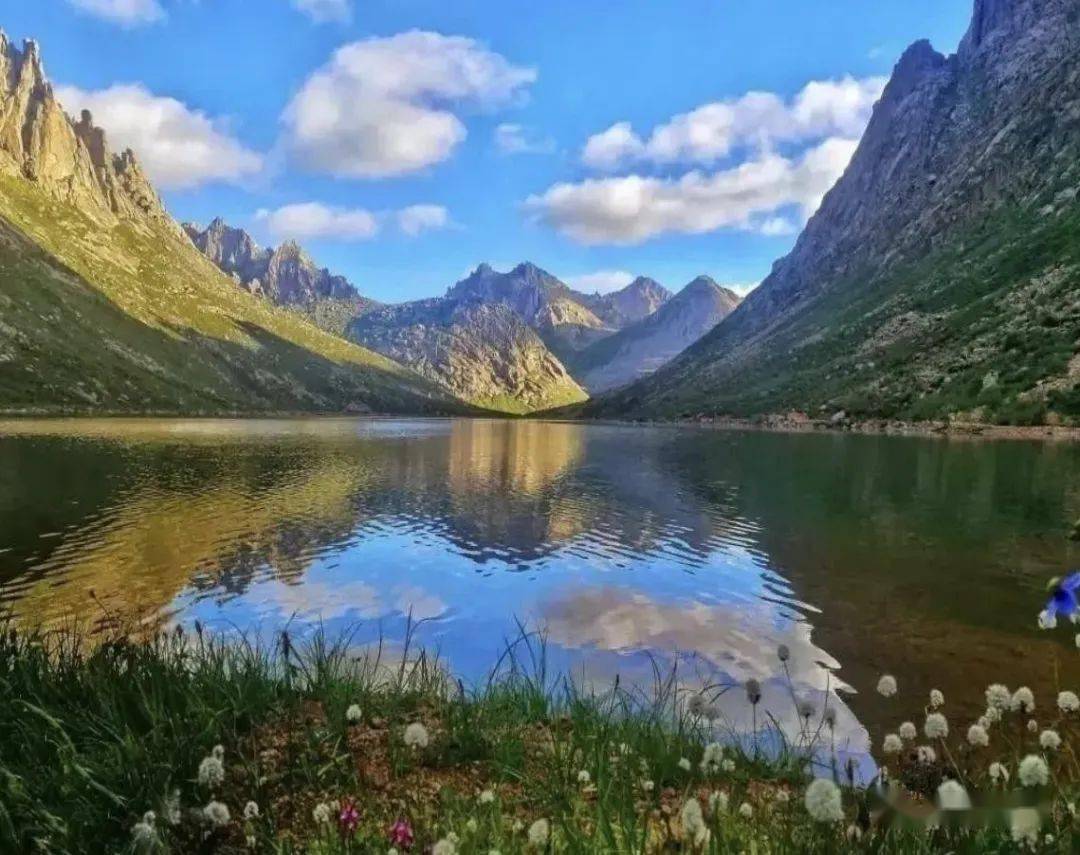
(582, 76, 886, 171)
(527, 137, 859, 245)
(565, 270, 635, 294)
(726, 281, 761, 297)
(284, 31, 536, 178)
(291, 0, 352, 23)
(56, 84, 263, 190)
(257, 203, 380, 241)
(66, 0, 164, 26)
(396, 204, 450, 236)
(494, 123, 555, 155)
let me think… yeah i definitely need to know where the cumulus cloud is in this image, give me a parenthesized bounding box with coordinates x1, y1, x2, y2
(582, 76, 885, 171)
(494, 123, 555, 155)
(527, 137, 859, 245)
(565, 270, 636, 294)
(256, 202, 451, 241)
(291, 0, 352, 23)
(56, 84, 263, 190)
(66, 0, 164, 26)
(284, 31, 536, 178)
(396, 204, 450, 236)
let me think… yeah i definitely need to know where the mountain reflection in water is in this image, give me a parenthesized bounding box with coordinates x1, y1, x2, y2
(1, 417, 1078, 760)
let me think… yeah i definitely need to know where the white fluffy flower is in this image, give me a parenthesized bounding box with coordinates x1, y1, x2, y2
(677, 757, 692, 772)
(527, 818, 550, 848)
(197, 753, 225, 789)
(687, 694, 707, 717)
(1018, 754, 1050, 787)
(577, 769, 591, 784)
(738, 802, 753, 818)
(404, 722, 430, 749)
(989, 762, 1010, 784)
(876, 675, 897, 697)
(479, 789, 496, 804)
(708, 791, 729, 815)
(916, 745, 937, 765)
(804, 778, 844, 822)
(164, 790, 181, 826)
(1058, 690, 1080, 713)
(898, 721, 917, 741)
(641, 779, 655, 792)
(131, 811, 157, 847)
(701, 742, 724, 773)
(1027, 718, 1039, 733)
(312, 802, 332, 824)
(1076, 633, 1080, 649)
(936, 780, 971, 811)
(345, 703, 362, 723)
(680, 798, 710, 847)
(721, 758, 736, 772)
(929, 689, 944, 709)
(882, 734, 903, 755)
(1038, 609, 1058, 629)
(1010, 807, 1041, 847)
(243, 800, 259, 820)
(967, 724, 989, 747)
(984, 705, 1002, 724)
(986, 684, 1011, 711)
(203, 801, 230, 828)
(1011, 687, 1036, 714)
(432, 839, 457, 855)
(924, 713, 949, 740)
(1039, 729, 1062, 750)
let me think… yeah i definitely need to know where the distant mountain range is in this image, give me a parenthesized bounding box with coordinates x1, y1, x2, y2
(589, 0, 1080, 426)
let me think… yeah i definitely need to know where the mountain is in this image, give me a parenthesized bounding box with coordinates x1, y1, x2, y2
(579, 277, 673, 329)
(569, 277, 741, 393)
(347, 295, 587, 413)
(183, 218, 377, 336)
(0, 34, 463, 416)
(590, 0, 1080, 426)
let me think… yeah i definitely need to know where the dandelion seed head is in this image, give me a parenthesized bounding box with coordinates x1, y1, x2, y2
(1011, 687, 1035, 714)
(527, 818, 550, 848)
(745, 678, 762, 705)
(577, 769, 591, 784)
(924, 713, 949, 740)
(1038, 608, 1058, 629)
(479, 789, 495, 804)
(203, 800, 230, 828)
(898, 721, 917, 741)
(984, 705, 1003, 724)
(1018, 754, 1050, 787)
(164, 790, 181, 826)
(1057, 690, 1079, 713)
(916, 745, 937, 765)
(1027, 718, 1039, 733)
(403, 722, 430, 749)
(243, 801, 259, 820)
(687, 694, 706, 717)
(313, 802, 333, 824)
(708, 790, 729, 815)
(197, 754, 225, 789)
(876, 675, 897, 697)
(882, 734, 903, 755)
(680, 798, 710, 847)
(936, 779, 971, 811)
(929, 689, 944, 709)
(721, 758, 736, 772)
(701, 742, 724, 773)
(986, 684, 1011, 711)
(1039, 729, 1061, 750)
(989, 762, 1010, 783)
(131, 817, 156, 847)
(804, 778, 844, 822)
(967, 724, 989, 747)
(738, 802, 753, 819)
(345, 704, 362, 723)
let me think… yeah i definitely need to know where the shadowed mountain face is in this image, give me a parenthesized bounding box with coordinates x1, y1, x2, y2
(183, 219, 378, 336)
(569, 277, 741, 393)
(592, 0, 1080, 425)
(0, 34, 464, 416)
(580, 277, 673, 330)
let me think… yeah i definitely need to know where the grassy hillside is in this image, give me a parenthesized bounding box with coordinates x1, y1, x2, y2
(0, 176, 467, 416)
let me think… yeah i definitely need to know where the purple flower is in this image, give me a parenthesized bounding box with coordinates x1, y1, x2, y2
(338, 798, 359, 835)
(389, 817, 415, 849)
(1044, 572, 1080, 623)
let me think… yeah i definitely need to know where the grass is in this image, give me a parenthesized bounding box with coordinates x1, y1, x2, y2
(3, 616, 1080, 853)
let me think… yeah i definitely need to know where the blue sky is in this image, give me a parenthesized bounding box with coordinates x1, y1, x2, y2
(7, 0, 971, 302)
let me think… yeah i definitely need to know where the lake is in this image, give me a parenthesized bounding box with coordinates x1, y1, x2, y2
(1, 417, 1078, 769)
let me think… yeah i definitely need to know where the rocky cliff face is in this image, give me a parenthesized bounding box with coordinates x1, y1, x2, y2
(347, 297, 587, 413)
(571, 277, 740, 393)
(183, 218, 376, 334)
(0, 33, 170, 230)
(594, 0, 1080, 425)
(582, 277, 672, 329)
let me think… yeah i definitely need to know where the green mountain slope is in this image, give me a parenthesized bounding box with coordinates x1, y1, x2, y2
(590, 0, 1080, 426)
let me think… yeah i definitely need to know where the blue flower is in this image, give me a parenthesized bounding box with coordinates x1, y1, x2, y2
(1043, 572, 1080, 625)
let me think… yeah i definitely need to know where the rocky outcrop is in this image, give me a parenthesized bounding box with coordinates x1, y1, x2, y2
(183, 218, 377, 334)
(347, 298, 587, 412)
(581, 277, 672, 329)
(570, 277, 740, 393)
(593, 0, 1080, 424)
(0, 33, 170, 230)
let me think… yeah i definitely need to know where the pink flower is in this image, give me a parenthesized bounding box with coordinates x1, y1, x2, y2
(338, 798, 359, 835)
(389, 817, 414, 849)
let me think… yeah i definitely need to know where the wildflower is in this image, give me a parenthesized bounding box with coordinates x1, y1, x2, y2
(804, 779, 843, 822)
(936, 780, 971, 811)
(989, 762, 1010, 784)
(197, 747, 226, 789)
(984, 705, 1002, 723)
(577, 769, 591, 785)
(1058, 690, 1080, 713)
(876, 675, 897, 697)
(1039, 729, 1061, 750)
(823, 707, 837, 729)
(986, 684, 1011, 711)
(703, 702, 721, 721)
(339, 798, 359, 834)
(701, 742, 724, 773)
(432, 839, 457, 855)
(721, 758, 736, 772)
(1011, 687, 1035, 714)
(708, 791, 729, 815)
(1038, 609, 1057, 629)
(967, 724, 989, 747)
(131, 811, 157, 849)
(680, 798, 710, 847)
(403, 722, 430, 749)
(929, 689, 944, 709)
(1018, 754, 1050, 787)
(1041, 571, 1080, 625)
(1010, 807, 1041, 848)
(465, 818, 479, 834)
(243, 801, 259, 820)
(1028, 719, 1038, 733)
(898, 721, 917, 741)
(688, 694, 706, 717)
(313, 803, 333, 824)
(479, 789, 496, 804)
(738, 802, 753, 819)
(916, 745, 937, 764)
(164, 790, 181, 826)
(924, 713, 949, 739)
(882, 734, 903, 754)
(745, 678, 762, 705)
(641, 779, 655, 792)
(797, 699, 816, 720)
(389, 818, 414, 849)
(677, 756, 692, 772)
(777, 644, 790, 662)
(977, 715, 991, 730)
(527, 818, 550, 848)
(345, 704, 363, 724)
(203, 801, 230, 828)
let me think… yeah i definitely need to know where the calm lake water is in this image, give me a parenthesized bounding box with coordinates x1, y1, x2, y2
(1, 417, 1078, 766)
